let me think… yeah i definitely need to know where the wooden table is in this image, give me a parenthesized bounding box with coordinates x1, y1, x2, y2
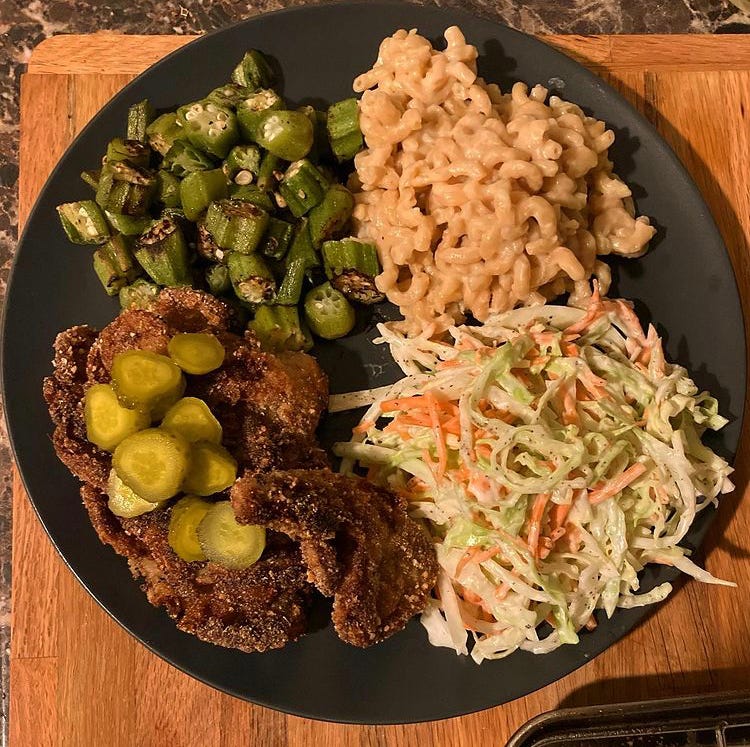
(13, 33, 750, 747)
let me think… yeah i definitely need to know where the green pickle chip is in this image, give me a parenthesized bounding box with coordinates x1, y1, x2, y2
(168, 495, 212, 562)
(197, 501, 266, 570)
(107, 469, 165, 518)
(84, 383, 149, 451)
(182, 441, 238, 496)
(167, 333, 225, 375)
(161, 397, 222, 444)
(111, 349, 185, 411)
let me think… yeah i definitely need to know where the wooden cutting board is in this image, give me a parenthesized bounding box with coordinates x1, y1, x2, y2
(13, 33, 750, 747)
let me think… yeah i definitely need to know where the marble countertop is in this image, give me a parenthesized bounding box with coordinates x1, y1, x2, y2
(2, 0, 750, 743)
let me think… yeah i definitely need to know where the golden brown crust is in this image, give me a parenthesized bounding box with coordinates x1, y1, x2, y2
(231, 469, 439, 647)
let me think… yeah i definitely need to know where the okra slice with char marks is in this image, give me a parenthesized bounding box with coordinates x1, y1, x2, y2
(161, 397, 222, 444)
(249, 305, 312, 352)
(205, 83, 250, 109)
(179, 168, 228, 221)
(197, 501, 266, 570)
(146, 112, 185, 156)
(327, 97, 364, 162)
(177, 99, 239, 159)
(107, 469, 164, 518)
(104, 211, 151, 236)
(119, 278, 160, 310)
(196, 222, 226, 264)
(279, 159, 329, 218)
(231, 49, 275, 90)
(96, 161, 157, 216)
(308, 184, 355, 247)
(168, 332, 225, 375)
(322, 238, 384, 304)
(162, 140, 215, 178)
(256, 150, 283, 192)
(110, 349, 186, 414)
(168, 495, 212, 562)
(297, 105, 331, 162)
(126, 99, 155, 143)
(93, 234, 142, 296)
(133, 217, 192, 286)
(56, 200, 110, 245)
(204, 263, 231, 295)
(304, 281, 356, 340)
(223, 143, 262, 182)
(106, 138, 151, 168)
(227, 252, 276, 304)
(259, 217, 294, 261)
(236, 88, 283, 141)
(255, 110, 314, 162)
(155, 169, 181, 209)
(84, 383, 150, 452)
(113, 428, 191, 503)
(182, 441, 238, 496)
(228, 184, 275, 213)
(205, 199, 270, 254)
(274, 220, 318, 305)
(80, 169, 101, 191)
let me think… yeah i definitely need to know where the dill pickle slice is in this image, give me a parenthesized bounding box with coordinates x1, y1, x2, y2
(196, 501, 266, 570)
(113, 428, 190, 502)
(107, 469, 165, 518)
(84, 383, 149, 451)
(160, 397, 222, 444)
(167, 333, 225, 375)
(181, 441, 237, 496)
(111, 349, 185, 412)
(168, 495, 212, 562)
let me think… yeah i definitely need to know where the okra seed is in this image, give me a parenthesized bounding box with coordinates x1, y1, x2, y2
(185, 110, 198, 121)
(87, 225, 99, 236)
(235, 170, 253, 186)
(208, 127, 219, 137)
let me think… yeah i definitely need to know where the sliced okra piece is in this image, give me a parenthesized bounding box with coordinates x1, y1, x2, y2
(223, 144, 262, 182)
(119, 278, 160, 310)
(56, 200, 110, 245)
(126, 99, 155, 142)
(162, 140, 215, 178)
(96, 161, 157, 216)
(308, 184, 354, 247)
(205, 199, 269, 254)
(255, 110, 314, 162)
(205, 263, 231, 295)
(278, 159, 329, 217)
(93, 234, 142, 296)
(304, 281, 356, 340)
(327, 98, 364, 162)
(259, 217, 294, 262)
(155, 169, 181, 209)
(322, 238, 384, 304)
(256, 151, 283, 192)
(177, 99, 239, 159)
(205, 83, 250, 109)
(227, 252, 276, 304)
(229, 184, 275, 213)
(104, 211, 151, 236)
(196, 222, 227, 264)
(80, 168, 101, 191)
(179, 168, 229, 221)
(231, 49, 274, 90)
(106, 137, 151, 168)
(134, 217, 192, 286)
(146, 112, 185, 156)
(236, 88, 284, 141)
(248, 305, 312, 352)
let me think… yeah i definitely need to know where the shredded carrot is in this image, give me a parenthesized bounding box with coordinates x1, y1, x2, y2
(495, 582, 511, 601)
(527, 493, 551, 558)
(353, 420, 375, 434)
(564, 282, 603, 336)
(562, 342, 579, 357)
(426, 392, 448, 479)
(588, 462, 647, 505)
(561, 379, 579, 425)
(442, 416, 461, 436)
(381, 396, 427, 413)
(529, 355, 550, 368)
(436, 358, 462, 370)
(550, 501, 571, 529)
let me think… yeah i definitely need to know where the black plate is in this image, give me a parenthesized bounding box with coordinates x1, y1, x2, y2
(2, 1, 745, 724)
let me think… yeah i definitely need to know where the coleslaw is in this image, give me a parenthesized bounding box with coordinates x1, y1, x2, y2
(334, 288, 734, 662)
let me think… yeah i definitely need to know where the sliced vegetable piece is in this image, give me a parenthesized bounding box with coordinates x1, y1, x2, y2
(182, 441, 238, 496)
(176, 99, 239, 159)
(308, 184, 354, 247)
(278, 159, 329, 217)
(304, 281, 356, 340)
(95, 162, 157, 216)
(322, 238, 384, 304)
(93, 234, 142, 296)
(104, 211, 151, 236)
(196, 501, 266, 569)
(107, 469, 164, 518)
(249, 305, 312, 352)
(133, 217, 192, 286)
(126, 99, 155, 142)
(113, 428, 190, 502)
(204, 199, 269, 253)
(275, 256, 307, 305)
(254, 110, 313, 161)
(80, 169, 101, 191)
(206, 83, 250, 109)
(56, 200, 110, 245)
(155, 169, 181, 208)
(327, 97, 364, 162)
(259, 217, 293, 261)
(179, 168, 228, 221)
(106, 138, 151, 168)
(119, 278, 160, 310)
(168, 495, 212, 562)
(227, 252, 276, 303)
(256, 150, 282, 192)
(162, 140, 215, 178)
(111, 349, 185, 412)
(85, 383, 150, 451)
(223, 144, 262, 182)
(167, 332, 225, 375)
(236, 88, 283, 141)
(205, 263, 231, 295)
(161, 397, 222, 444)
(196, 222, 227, 264)
(146, 112, 186, 156)
(231, 49, 274, 90)
(228, 184, 275, 212)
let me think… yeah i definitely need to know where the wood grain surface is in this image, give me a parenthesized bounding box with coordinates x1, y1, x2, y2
(13, 34, 750, 747)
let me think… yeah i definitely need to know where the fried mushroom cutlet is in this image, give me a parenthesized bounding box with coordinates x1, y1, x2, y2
(231, 469, 439, 647)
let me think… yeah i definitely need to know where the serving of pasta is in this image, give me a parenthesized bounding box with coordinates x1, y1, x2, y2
(351, 27, 657, 337)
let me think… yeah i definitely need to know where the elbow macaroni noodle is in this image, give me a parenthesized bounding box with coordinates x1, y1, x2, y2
(351, 27, 656, 337)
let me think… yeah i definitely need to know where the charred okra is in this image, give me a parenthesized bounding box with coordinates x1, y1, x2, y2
(106, 138, 151, 168)
(126, 99, 155, 142)
(205, 199, 270, 254)
(176, 100, 239, 159)
(236, 89, 283, 141)
(254, 110, 314, 162)
(327, 98, 363, 162)
(104, 211, 151, 236)
(275, 220, 318, 305)
(206, 83, 250, 109)
(248, 305, 312, 352)
(227, 252, 276, 303)
(133, 217, 192, 286)
(96, 162, 157, 216)
(179, 168, 228, 221)
(279, 159, 329, 217)
(146, 113, 185, 156)
(155, 169, 181, 209)
(229, 184, 275, 212)
(119, 278, 160, 310)
(259, 217, 294, 261)
(93, 234, 142, 296)
(231, 50, 274, 90)
(56, 200, 110, 245)
(223, 144, 262, 183)
(308, 184, 354, 247)
(322, 238, 384, 304)
(196, 222, 226, 264)
(256, 151, 282, 192)
(205, 264, 231, 295)
(80, 169, 101, 191)
(162, 141, 215, 178)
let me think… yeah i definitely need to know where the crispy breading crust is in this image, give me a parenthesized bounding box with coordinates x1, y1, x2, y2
(231, 469, 439, 647)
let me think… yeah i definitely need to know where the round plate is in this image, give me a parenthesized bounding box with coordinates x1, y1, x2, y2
(3, 1, 745, 724)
